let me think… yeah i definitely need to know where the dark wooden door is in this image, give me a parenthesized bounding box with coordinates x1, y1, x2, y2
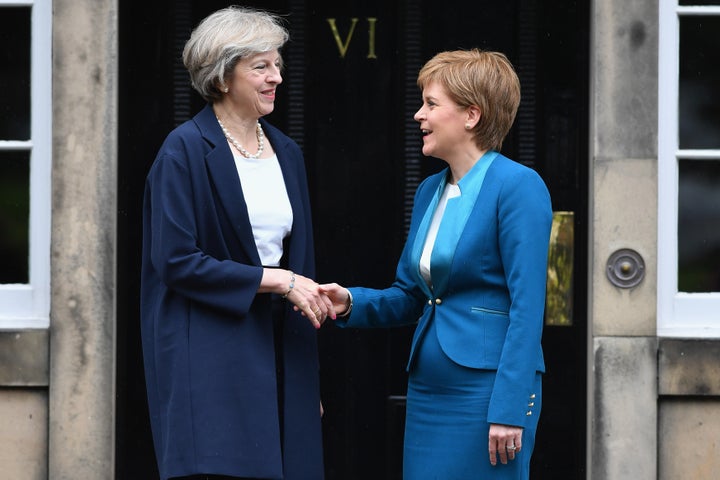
(117, 1, 588, 478)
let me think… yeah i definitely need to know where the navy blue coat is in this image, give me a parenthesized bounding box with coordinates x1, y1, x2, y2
(140, 104, 324, 479)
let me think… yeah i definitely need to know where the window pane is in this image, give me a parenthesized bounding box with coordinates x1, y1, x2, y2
(679, 16, 720, 149)
(0, 8, 31, 140)
(0, 152, 30, 284)
(678, 159, 720, 292)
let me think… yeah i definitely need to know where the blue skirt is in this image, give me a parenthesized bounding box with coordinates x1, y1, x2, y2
(403, 319, 541, 480)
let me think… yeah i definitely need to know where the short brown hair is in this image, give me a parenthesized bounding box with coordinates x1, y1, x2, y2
(417, 49, 520, 151)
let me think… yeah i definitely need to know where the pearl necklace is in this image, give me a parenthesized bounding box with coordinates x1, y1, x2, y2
(216, 117, 265, 159)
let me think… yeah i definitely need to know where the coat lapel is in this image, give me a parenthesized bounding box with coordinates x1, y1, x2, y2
(197, 105, 262, 266)
(265, 120, 307, 272)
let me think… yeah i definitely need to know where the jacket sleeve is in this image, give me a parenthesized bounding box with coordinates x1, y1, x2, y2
(335, 175, 438, 329)
(144, 142, 263, 318)
(487, 168, 552, 427)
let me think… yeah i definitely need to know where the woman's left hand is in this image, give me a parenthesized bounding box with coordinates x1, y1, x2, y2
(488, 423, 523, 466)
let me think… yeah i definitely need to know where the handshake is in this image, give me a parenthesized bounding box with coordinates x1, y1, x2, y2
(265, 268, 349, 329)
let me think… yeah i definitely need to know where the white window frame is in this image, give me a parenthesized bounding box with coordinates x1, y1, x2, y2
(658, 2, 720, 337)
(0, 0, 51, 329)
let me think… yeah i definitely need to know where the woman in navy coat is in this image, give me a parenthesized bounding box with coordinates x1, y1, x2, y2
(141, 7, 332, 480)
(323, 50, 553, 479)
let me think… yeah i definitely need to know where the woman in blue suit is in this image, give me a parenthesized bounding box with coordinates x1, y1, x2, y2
(141, 7, 333, 480)
(323, 49, 552, 479)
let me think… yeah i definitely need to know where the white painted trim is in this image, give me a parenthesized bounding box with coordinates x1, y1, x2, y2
(657, 1, 720, 337)
(0, 141, 32, 150)
(657, 1, 680, 334)
(677, 5, 720, 15)
(0, 0, 51, 328)
(676, 149, 720, 160)
(0, 0, 33, 6)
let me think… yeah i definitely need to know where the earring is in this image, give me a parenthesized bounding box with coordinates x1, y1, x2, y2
(223, 86, 229, 93)
(465, 123, 472, 130)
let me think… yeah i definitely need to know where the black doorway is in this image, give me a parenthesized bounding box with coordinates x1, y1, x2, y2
(117, 1, 588, 478)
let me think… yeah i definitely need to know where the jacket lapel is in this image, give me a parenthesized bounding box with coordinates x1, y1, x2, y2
(417, 151, 498, 295)
(410, 175, 445, 298)
(197, 104, 262, 266)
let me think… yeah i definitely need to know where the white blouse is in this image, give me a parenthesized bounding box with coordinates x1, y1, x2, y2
(232, 152, 293, 266)
(419, 183, 461, 287)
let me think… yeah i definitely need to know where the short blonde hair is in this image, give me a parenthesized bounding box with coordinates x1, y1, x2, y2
(182, 6, 289, 102)
(417, 49, 521, 151)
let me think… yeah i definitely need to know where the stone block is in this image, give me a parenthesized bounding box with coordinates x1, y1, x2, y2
(659, 399, 720, 480)
(0, 389, 48, 479)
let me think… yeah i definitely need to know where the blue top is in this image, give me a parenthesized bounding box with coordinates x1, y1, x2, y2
(338, 151, 552, 428)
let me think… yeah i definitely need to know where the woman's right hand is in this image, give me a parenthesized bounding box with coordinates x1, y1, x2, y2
(261, 269, 334, 328)
(319, 283, 351, 317)
(286, 273, 337, 328)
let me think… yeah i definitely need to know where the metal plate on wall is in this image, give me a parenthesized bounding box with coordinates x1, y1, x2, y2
(606, 248, 645, 288)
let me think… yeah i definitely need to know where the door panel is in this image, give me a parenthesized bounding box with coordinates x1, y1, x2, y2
(117, 1, 588, 478)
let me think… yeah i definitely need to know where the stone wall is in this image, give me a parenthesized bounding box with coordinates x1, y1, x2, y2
(590, 1, 720, 479)
(49, 0, 118, 478)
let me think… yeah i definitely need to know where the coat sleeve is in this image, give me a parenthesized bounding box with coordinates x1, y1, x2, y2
(335, 176, 435, 329)
(144, 144, 263, 318)
(487, 168, 552, 427)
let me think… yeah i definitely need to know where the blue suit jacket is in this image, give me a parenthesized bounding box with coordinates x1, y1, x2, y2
(140, 104, 323, 480)
(340, 152, 552, 428)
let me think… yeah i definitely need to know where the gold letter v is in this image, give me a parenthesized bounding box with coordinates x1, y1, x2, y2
(327, 18, 359, 58)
